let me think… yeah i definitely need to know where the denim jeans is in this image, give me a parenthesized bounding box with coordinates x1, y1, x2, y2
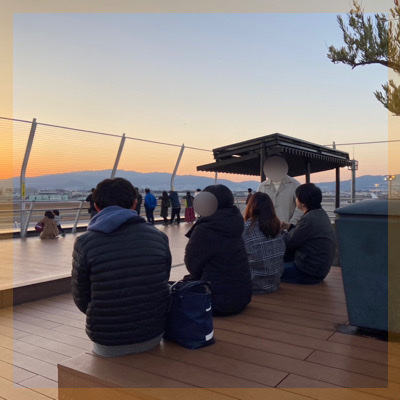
(280, 261, 323, 285)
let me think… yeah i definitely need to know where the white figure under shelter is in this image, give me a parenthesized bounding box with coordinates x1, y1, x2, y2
(257, 154, 303, 225)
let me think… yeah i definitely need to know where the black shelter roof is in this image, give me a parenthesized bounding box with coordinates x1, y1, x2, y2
(197, 133, 352, 178)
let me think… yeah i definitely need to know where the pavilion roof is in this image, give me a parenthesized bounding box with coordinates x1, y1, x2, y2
(197, 133, 352, 177)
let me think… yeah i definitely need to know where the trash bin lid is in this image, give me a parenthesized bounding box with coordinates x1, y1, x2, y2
(334, 199, 400, 216)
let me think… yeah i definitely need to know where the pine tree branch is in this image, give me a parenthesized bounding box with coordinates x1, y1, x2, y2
(351, 60, 389, 68)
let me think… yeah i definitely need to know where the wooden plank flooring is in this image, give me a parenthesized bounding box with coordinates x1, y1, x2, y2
(0, 224, 189, 291)
(0, 230, 398, 399)
(54, 266, 397, 399)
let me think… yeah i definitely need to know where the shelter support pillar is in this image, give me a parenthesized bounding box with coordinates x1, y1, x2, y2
(335, 167, 340, 209)
(305, 160, 311, 183)
(260, 145, 266, 182)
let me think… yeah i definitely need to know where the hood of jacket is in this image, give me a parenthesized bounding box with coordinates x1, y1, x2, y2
(88, 205, 143, 233)
(186, 206, 244, 239)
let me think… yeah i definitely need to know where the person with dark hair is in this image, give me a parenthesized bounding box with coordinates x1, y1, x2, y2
(169, 190, 181, 224)
(184, 184, 252, 316)
(281, 183, 336, 284)
(159, 191, 170, 225)
(134, 188, 142, 215)
(72, 177, 171, 357)
(144, 188, 157, 224)
(183, 191, 195, 223)
(243, 192, 286, 294)
(245, 188, 253, 205)
(53, 210, 65, 237)
(86, 188, 98, 219)
(38, 210, 59, 239)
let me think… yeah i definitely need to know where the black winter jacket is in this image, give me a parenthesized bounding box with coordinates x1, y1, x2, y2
(184, 206, 252, 315)
(72, 207, 171, 346)
(284, 208, 336, 279)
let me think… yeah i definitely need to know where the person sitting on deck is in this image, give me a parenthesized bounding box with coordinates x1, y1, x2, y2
(281, 183, 336, 285)
(184, 184, 252, 316)
(72, 177, 172, 357)
(38, 210, 59, 239)
(243, 192, 286, 294)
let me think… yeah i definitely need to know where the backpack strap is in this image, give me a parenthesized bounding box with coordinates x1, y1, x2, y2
(170, 280, 211, 297)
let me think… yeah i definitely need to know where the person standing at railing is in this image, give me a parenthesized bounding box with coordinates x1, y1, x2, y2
(86, 188, 98, 219)
(135, 189, 143, 216)
(169, 190, 181, 224)
(245, 188, 253, 205)
(183, 191, 195, 223)
(159, 191, 170, 225)
(144, 188, 157, 225)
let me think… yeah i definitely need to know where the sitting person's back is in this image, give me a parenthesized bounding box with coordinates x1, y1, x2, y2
(243, 192, 286, 294)
(184, 184, 252, 316)
(72, 178, 171, 357)
(39, 210, 59, 239)
(282, 183, 336, 284)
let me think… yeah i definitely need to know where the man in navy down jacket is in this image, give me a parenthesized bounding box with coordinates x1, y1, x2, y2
(72, 178, 172, 357)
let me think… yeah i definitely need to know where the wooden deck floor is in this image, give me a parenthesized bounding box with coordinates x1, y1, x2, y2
(0, 228, 399, 399)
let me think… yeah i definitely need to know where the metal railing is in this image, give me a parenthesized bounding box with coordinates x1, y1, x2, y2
(0, 195, 366, 236)
(1, 199, 194, 235)
(2, 116, 398, 237)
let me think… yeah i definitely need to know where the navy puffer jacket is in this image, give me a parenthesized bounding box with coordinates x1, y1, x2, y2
(72, 206, 171, 346)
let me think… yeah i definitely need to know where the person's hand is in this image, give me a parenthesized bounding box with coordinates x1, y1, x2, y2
(182, 274, 197, 281)
(281, 221, 291, 231)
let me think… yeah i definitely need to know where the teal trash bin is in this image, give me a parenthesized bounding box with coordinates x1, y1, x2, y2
(334, 199, 400, 333)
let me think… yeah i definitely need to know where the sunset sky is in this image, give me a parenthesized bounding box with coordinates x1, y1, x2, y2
(2, 0, 398, 184)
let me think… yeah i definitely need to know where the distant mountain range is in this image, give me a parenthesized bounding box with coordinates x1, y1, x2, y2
(1, 170, 395, 192)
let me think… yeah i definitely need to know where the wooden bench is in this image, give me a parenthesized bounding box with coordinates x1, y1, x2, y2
(58, 267, 392, 400)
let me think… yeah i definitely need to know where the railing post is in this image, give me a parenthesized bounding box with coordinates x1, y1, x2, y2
(72, 201, 84, 233)
(20, 118, 37, 237)
(21, 201, 34, 237)
(171, 144, 185, 191)
(111, 133, 126, 179)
